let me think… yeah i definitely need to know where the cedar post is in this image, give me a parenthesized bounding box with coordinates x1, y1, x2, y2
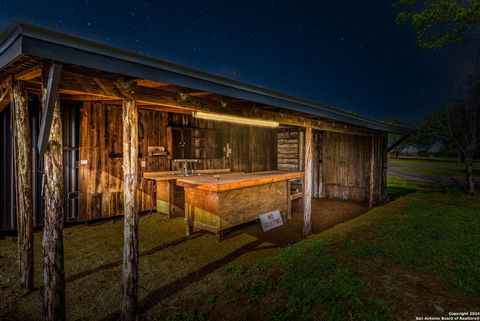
(42, 92, 65, 320)
(12, 80, 34, 291)
(121, 99, 139, 321)
(369, 136, 375, 207)
(298, 129, 304, 171)
(312, 131, 319, 198)
(302, 127, 313, 236)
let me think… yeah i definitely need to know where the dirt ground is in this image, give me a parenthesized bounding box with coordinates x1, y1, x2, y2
(0, 198, 369, 321)
(228, 198, 368, 246)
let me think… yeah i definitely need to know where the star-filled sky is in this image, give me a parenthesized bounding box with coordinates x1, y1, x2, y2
(0, 0, 471, 124)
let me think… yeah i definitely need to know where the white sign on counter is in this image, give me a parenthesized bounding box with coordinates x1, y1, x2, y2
(259, 210, 283, 232)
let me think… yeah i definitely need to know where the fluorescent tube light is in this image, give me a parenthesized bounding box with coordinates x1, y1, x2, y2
(193, 111, 279, 127)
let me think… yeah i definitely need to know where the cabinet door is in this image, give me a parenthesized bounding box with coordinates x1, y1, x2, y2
(172, 128, 192, 159)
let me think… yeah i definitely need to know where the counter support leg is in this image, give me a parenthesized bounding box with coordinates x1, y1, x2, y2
(216, 230, 224, 242)
(186, 224, 193, 236)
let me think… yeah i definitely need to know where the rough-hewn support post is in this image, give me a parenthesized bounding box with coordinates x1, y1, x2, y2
(298, 130, 304, 171)
(303, 127, 313, 236)
(12, 80, 34, 291)
(42, 95, 65, 321)
(313, 131, 319, 199)
(121, 99, 139, 321)
(369, 136, 375, 208)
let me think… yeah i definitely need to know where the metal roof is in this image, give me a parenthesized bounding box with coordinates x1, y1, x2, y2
(0, 21, 414, 134)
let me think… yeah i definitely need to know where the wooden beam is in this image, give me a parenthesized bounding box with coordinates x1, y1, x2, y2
(121, 99, 139, 321)
(42, 82, 65, 321)
(387, 134, 411, 152)
(0, 87, 11, 112)
(55, 69, 379, 136)
(37, 63, 62, 155)
(303, 127, 313, 236)
(11, 80, 34, 291)
(15, 65, 42, 81)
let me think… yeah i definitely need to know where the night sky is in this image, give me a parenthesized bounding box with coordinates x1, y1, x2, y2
(0, 1, 470, 124)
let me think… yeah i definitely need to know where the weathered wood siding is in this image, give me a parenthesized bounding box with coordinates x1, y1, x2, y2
(321, 132, 386, 203)
(78, 102, 166, 220)
(277, 128, 300, 171)
(169, 114, 276, 173)
(78, 103, 277, 221)
(277, 129, 386, 203)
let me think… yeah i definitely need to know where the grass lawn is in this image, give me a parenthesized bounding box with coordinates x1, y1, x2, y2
(0, 176, 479, 320)
(389, 156, 479, 180)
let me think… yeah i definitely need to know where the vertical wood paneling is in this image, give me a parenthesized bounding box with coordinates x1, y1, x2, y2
(78, 104, 276, 221)
(322, 131, 386, 203)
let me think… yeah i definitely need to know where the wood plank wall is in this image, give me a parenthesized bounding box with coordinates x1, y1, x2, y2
(321, 132, 386, 203)
(78, 102, 277, 221)
(169, 114, 276, 173)
(277, 128, 386, 203)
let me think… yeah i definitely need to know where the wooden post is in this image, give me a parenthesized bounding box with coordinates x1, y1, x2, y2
(302, 127, 313, 236)
(12, 80, 34, 291)
(369, 136, 375, 208)
(121, 99, 139, 321)
(42, 94, 65, 321)
(298, 129, 304, 171)
(313, 131, 319, 198)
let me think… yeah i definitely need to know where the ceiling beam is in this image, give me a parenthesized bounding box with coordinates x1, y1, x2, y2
(52, 69, 378, 136)
(37, 63, 62, 155)
(15, 65, 42, 81)
(0, 87, 10, 112)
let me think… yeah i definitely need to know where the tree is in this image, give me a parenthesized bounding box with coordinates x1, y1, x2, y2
(419, 58, 480, 194)
(394, 0, 480, 50)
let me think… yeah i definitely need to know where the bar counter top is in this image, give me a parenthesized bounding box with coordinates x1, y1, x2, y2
(176, 171, 304, 192)
(143, 168, 231, 181)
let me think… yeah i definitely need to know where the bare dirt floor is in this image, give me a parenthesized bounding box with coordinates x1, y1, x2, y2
(0, 198, 368, 321)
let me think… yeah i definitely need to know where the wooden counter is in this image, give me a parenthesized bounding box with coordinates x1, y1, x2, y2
(176, 171, 304, 192)
(143, 168, 231, 218)
(177, 171, 304, 241)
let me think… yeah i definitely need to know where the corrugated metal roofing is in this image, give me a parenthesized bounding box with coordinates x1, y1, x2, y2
(0, 21, 414, 134)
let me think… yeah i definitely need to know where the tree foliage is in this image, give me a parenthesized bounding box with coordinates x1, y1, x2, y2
(394, 0, 480, 50)
(418, 56, 480, 193)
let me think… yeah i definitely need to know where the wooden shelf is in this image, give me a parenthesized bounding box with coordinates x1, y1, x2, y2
(290, 192, 303, 200)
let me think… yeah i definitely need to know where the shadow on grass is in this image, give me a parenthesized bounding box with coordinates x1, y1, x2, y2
(22, 232, 206, 297)
(100, 239, 277, 321)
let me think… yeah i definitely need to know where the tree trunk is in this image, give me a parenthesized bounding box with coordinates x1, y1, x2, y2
(12, 80, 34, 291)
(121, 99, 139, 321)
(302, 127, 313, 236)
(457, 149, 465, 164)
(465, 157, 475, 195)
(42, 97, 65, 321)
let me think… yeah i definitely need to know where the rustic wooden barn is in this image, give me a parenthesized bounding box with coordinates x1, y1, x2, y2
(0, 22, 412, 320)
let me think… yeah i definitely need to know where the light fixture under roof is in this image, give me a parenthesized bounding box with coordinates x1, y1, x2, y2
(193, 111, 279, 127)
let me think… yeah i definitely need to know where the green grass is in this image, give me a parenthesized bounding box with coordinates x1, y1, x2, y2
(394, 166, 480, 180)
(389, 156, 465, 167)
(212, 176, 480, 320)
(386, 175, 457, 200)
(389, 156, 479, 181)
(353, 191, 480, 294)
(229, 240, 394, 321)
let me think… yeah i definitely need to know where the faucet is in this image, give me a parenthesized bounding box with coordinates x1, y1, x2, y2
(182, 161, 190, 176)
(173, 159, 199, 176)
